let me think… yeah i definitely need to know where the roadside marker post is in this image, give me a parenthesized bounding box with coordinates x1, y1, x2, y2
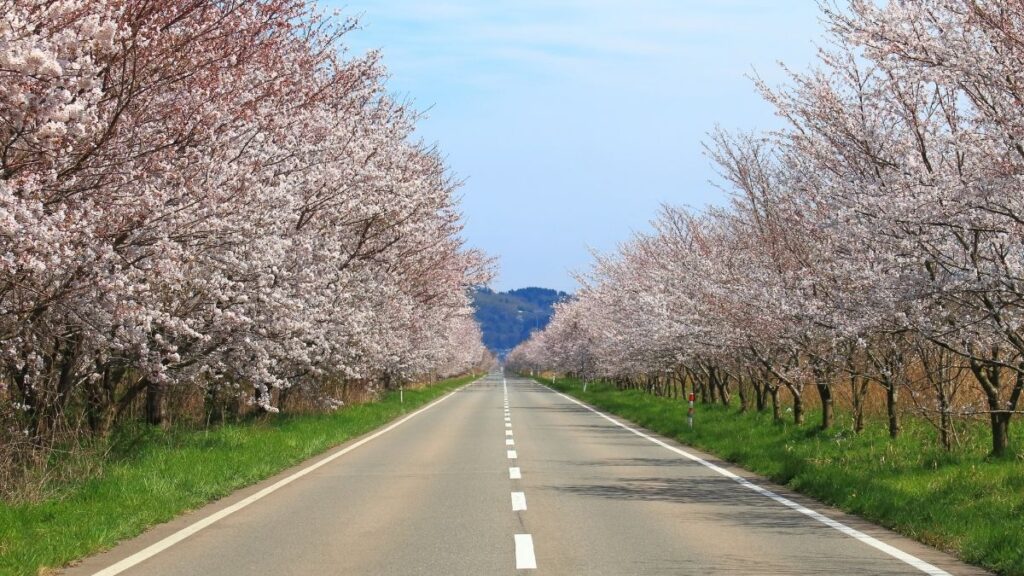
(687, 391, 694, 429)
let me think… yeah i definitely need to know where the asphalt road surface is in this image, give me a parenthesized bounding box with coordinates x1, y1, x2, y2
(66, 372, 988, 575)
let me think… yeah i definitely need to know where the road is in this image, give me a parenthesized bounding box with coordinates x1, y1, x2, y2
(67, 373, 987, 575)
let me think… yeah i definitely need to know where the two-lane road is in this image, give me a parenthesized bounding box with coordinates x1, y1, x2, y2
(67, 373, 987, 575)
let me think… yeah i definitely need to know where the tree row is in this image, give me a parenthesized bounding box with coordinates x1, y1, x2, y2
(509, 0, 1024, 457)
(0, 0, 491, 454)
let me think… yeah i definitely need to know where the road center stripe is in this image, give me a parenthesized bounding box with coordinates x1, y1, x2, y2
(509, 467, 522, 479)
(514, 534, 537, 570)
(511, 491, 527, 511)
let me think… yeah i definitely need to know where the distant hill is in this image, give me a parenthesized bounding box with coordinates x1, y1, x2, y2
(472, 287, 569, 356)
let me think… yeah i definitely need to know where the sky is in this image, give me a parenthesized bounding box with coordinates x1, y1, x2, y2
(327, 1, 823, 293)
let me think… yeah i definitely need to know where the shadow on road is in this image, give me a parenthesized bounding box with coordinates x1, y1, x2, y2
(564, 457, 692, 468)
(551, 475, 828, 536)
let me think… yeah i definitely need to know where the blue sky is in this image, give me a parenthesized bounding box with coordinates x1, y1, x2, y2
(328, 1, 822, 292)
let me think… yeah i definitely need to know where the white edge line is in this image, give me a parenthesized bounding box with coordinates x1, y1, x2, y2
(514, 534, 537, 569)
(542, 385, 952, 576)
(91, 383, 472, 576)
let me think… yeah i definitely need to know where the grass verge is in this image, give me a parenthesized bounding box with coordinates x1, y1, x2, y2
(0, 375, 476, 576)
(541, 377, 1024, 576)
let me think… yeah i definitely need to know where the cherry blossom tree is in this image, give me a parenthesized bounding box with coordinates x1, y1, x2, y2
(1, 0, 490, 451)
(512, 0, 1024, 456)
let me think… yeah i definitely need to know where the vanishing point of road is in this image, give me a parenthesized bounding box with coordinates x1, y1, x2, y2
(67, 373, 988, 575)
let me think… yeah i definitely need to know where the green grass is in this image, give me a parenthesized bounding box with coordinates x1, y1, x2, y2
(542, 377, 1024, 576)
(0, 375, 476, 576)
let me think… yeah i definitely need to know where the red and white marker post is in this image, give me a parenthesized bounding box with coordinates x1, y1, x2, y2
(687, 391, 695, 430)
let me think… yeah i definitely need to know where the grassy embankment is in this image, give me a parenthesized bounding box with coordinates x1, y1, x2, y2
(541, 376, 1024, 576)
(0, 374, 476, 576)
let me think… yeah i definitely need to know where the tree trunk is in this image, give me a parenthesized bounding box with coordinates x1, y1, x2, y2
(977, 364, 1018, 457)
(792, 391, 804, 425)
(144, 379, 164, 426)
(86, 362, 122, 436)
(816, 384, 833, 430)
(86, 386, 112, 435)
(13, 365, 40, 437)
(810, 358, 833, 430)
(885, 381, 901, 439)
(769, 386, 781, 422)
(717, 371, 732, 406)
(865, 341, 906, 440)
(753, 379, 767, 412)
(937, 382, 952, 450)
(990, 411, 1010, 457)
(53, 334, 80, 418)
(278, 385, 292, 411)
(850, 374, 869, 434)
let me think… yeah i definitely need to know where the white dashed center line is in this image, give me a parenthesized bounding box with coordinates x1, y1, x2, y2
(515, 534, 537, 570)
(504, 380, 536, 570)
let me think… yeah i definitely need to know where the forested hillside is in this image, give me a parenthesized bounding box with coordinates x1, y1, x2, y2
(472, 287, 568, 355)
